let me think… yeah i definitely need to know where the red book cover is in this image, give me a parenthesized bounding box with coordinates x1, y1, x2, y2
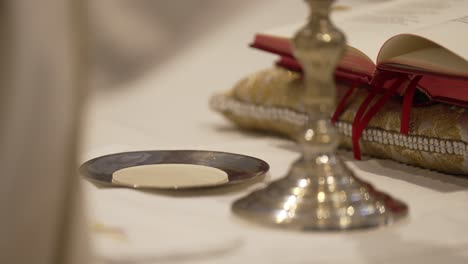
(251, 33, 468, 107)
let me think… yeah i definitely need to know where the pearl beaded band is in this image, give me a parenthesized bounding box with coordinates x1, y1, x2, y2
(211, 94, 468, 157)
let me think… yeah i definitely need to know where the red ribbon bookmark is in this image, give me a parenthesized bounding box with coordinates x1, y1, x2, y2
(400, 75, 422, 134)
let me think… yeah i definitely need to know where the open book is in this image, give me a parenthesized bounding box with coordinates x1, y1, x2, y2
(252, 0, 468, 106)
(251, 0, 468, 159)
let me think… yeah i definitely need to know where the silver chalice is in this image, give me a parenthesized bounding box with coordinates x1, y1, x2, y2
(232, 0, 408, 230)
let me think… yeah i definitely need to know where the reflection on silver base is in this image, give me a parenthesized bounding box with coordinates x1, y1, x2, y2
(232, 154, 408, 230)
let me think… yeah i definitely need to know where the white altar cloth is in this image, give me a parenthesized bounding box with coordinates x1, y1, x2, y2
(81, 1, 468, 263)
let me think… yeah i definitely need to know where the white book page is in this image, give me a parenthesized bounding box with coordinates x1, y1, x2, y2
(341, 0, 468, 63)
(407, 16, 468, 61)
(262, 0, 468, 64)
(376, 15, 468, 76)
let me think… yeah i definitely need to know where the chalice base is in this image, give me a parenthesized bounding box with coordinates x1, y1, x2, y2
(232, 154, 408, 230)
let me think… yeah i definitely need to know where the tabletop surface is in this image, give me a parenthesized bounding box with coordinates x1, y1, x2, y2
(81, 1, 468, 263)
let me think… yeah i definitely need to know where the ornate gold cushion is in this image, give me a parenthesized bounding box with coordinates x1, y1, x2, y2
(211, 67, 468, 175)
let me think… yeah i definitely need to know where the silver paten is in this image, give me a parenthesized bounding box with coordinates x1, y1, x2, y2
(232, 0, 408, 230)
(80, 150, 269, 190)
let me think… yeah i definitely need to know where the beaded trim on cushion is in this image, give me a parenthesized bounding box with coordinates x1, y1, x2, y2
(211, 94, 468, 157)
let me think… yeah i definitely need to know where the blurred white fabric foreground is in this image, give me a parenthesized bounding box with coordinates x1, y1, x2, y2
(0, 1, 89, 264)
